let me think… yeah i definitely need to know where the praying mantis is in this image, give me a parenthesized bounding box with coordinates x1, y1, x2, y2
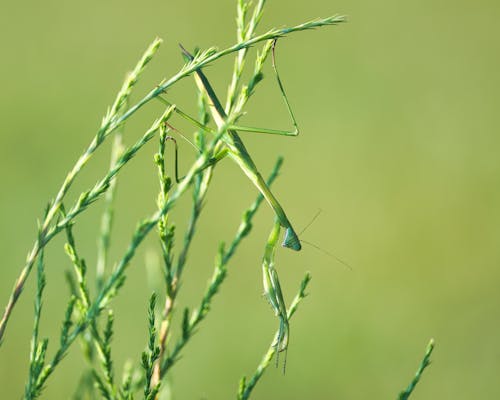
(180, 42, 303, 359)
(156, 41, 306, 360)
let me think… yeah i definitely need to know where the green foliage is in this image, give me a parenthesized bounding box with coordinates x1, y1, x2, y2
(398, 339, 435, 400)
(0, 1, 434, 398)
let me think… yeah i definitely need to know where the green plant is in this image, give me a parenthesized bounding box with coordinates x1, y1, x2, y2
(0, 1, 344, 398)
(0, 1, 435, 398)
(398, 339, 435, 400)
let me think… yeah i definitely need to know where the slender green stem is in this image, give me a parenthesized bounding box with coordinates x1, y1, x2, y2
(226, 0, 266, 113)
(152, 94, 213, 386)
(97, 133, 124, 291)
(24, 249, 46, 400)
(398, 339, 435, 400)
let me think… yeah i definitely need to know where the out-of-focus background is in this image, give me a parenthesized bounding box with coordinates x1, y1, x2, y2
(1, 0, 499, 398)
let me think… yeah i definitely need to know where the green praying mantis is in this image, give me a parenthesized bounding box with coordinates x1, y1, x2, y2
(183, 41, 302, 359)
(157, 40, 305, 360)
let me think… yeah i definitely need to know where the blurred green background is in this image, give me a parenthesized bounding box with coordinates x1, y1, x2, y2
(1, 0, 499, 398)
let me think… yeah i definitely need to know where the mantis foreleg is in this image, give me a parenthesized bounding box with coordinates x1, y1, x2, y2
(262, 219, 290, 369)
